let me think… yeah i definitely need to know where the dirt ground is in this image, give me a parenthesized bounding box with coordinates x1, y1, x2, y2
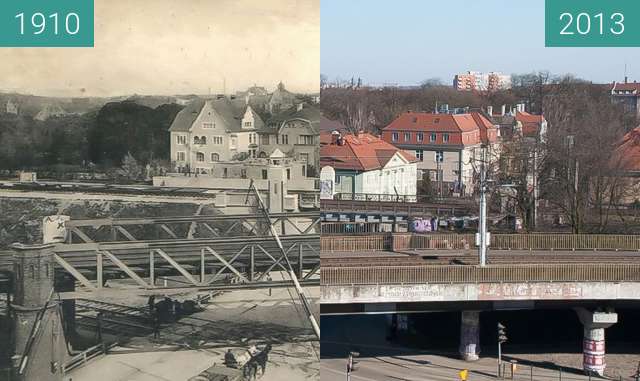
(66, 284, 320, 380)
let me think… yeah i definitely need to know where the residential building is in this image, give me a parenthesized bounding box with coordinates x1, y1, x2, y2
(35, 104, 68, 121)
(453, 71, 511, 92)
(168, 97, 264, 173)
(320, 130, 418, 198)
(267, 82, 298, 114)
(488, 103, 547, 141)
(381, 111, 499, 195)
(257, 103, 320, 177)
(611, 80, 640, 117)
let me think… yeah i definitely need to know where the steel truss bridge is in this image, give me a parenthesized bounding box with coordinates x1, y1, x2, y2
(1, 212, 321, 296)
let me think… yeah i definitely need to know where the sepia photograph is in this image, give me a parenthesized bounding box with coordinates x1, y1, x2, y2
(0, 0, 319, 380)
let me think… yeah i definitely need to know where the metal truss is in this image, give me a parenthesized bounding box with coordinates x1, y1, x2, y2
(52, 235, 320, 292)
(65, 212, 320, 243)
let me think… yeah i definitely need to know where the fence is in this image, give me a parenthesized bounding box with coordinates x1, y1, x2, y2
(321, 263, 640, 285)
(321, 235, 390, 252)
(401, 233, 640, 251)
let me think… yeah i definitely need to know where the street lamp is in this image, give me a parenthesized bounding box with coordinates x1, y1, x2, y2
(497, 322, 508, 378)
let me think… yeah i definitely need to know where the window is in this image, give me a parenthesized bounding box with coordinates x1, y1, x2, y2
(176, 135, 186, 145)
(249, 134, 253, 144)
(404, 132, 411, 142)
(430, 133, 437, 142)
(203, 122, 214, 129)
(282, 134, 289, 144)
(260, 135, 270, 145)
(298, 135, 314, 145)
(241, 169, 247, 178)
(417, 132, 423, 142)
(196, 152, 205, 162)
(286, 168, 291, 180)
(415, 149, 424, 161)
(200, 136, 207, 145)
(443, 133, 449, 143)
(177, 151, 186, 161)
(223, 168, 228, 178)
(435, 151, 443, 163)
(210, 153, 219, 162)
(262, 169, 268, 179)
(392, 132, 399, 142)
(244, 121, 252, 127)
(212, 136, 223, 145)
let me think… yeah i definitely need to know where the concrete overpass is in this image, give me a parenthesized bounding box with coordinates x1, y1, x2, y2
(320, 232, 640, 375)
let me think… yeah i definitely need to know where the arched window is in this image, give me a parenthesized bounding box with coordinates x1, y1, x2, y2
(196, 152, 205, 162)
(201, 136, 207, 145)
(211, 153, 219, 162)
(194, 136, 199, 144)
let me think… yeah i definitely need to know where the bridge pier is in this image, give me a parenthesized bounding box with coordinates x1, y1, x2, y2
(10, 243, 66, 381)
(575, 308, 617, 377)
(459, 310, 480, 361)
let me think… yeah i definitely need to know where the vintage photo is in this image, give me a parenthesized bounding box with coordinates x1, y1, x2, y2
(0, 1, 320, 380)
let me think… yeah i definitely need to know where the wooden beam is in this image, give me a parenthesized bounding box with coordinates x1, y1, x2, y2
(71, 227, 94, 243)
(159, 224, 178, 239)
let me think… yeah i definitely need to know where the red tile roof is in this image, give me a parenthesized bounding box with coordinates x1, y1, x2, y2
(611, 82, 640, 93)
(383, 111, 498, 144)
(515, 111, 545, 137)
(321, 132, 417, 171)
(613, 127, 640, 172)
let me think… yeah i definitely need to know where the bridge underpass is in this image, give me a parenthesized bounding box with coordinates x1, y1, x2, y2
(320, 232, 640, 376)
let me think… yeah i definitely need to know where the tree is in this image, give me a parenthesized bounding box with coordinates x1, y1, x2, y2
(120, 152, 142, 180)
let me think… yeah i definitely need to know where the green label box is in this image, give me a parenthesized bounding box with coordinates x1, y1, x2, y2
(546, 0, 640, 47)
(0, 0, 93, 47)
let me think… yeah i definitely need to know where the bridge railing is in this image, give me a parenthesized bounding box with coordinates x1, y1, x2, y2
(321, 263, 640, 285)
(401, 233, 640, 251)
(320, 235, 390, 252)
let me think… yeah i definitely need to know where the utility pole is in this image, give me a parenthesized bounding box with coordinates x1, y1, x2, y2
(477, 145, 489, 266)
(497, 322, 508, 378)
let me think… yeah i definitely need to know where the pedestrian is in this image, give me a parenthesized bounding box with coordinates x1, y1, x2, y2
(152, 311, 160, 339)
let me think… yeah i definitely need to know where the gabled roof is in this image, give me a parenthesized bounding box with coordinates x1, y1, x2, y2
(383, 112, 488, 133)
(611, 82, 640, 93)
(613, 126, 640, 172)
(168, 97, 250, 133)
(261, 104, 320, 134)
(321, 132, 417, 171)
(515, 111, 545, 137)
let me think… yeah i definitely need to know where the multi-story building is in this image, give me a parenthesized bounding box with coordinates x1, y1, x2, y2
(381, 111, 499, 195)
(168, 96, 264, 173)
(611, 80, 640, 117)
(257, 103, 320, 177)
(453, 71, 511, 92)
(320, 130, 418, 198)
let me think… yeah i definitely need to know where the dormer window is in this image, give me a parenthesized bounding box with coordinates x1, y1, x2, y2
(244, 121, 252, 127)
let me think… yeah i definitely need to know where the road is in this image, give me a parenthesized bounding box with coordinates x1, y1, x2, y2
(321, 351, 609, 381)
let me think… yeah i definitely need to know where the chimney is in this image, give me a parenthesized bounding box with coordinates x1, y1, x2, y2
(625, 76, 629, 84)
(487, 106, 493, 116)
(501, 105, 506, 116)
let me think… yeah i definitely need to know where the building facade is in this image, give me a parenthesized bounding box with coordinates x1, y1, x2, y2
(320, 130, 418, 198)
(168, 97, 264, 173)
(381, 111, 499, 196)
(257, 103, 320, 177)
(453, 71, 511, 92)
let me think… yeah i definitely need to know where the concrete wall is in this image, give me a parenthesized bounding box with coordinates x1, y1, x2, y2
(322, 281, 640, 305)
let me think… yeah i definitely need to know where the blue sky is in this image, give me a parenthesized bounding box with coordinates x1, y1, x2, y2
(321, 0, 640, 85)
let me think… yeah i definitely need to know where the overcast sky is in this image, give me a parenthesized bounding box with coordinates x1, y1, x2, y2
(322, 0, 640, 86)
(0, 0, 319, 97)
